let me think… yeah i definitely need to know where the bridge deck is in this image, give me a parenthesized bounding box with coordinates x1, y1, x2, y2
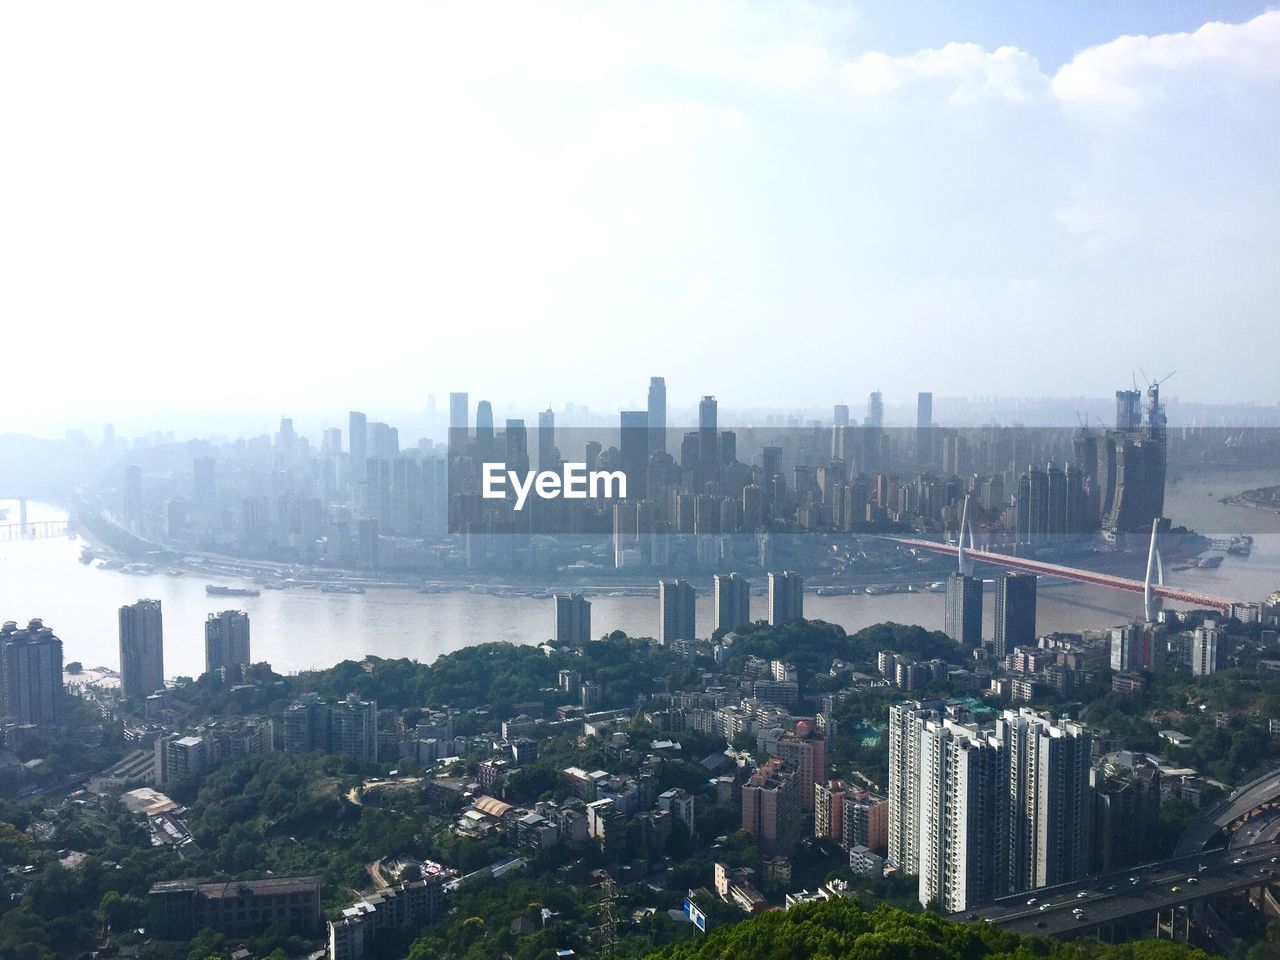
(896, 537, 1236, 611)
(955, 840, 1280, 939)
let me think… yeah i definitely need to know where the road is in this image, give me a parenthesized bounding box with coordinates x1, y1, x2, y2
(1175, 766, 1280, 856)
(956, 839, 1280, 939)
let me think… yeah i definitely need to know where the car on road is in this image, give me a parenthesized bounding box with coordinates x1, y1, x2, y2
(1076, 891, 1088, 898)
(1233, 857, 1243, 864)
(1075, 913, 1087, 921)
(1040, 904, 1050, 911)
(1171, 885, 1181, 892)
(1187, 877, 1198, 884)
(1027, 898, 1037, 905)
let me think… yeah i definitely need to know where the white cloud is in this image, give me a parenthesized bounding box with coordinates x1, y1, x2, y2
(1052, 10, 1280, 112)
(840, 42, 1049, 105)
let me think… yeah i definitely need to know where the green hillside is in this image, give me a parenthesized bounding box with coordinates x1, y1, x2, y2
(643, 898, 1207, 960)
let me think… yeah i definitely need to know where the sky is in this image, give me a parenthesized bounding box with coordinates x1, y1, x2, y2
(1, 1, 1278, 434)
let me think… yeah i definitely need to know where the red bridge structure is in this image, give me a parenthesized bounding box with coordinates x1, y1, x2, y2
(894, 536, 1236, 613)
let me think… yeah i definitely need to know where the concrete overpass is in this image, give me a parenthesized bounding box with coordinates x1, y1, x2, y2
(954, 839, 1279, 941)
(1175, 767, 1280, 856)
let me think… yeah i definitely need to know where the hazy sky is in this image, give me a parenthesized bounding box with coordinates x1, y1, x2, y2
(2, 1, 1278, 434)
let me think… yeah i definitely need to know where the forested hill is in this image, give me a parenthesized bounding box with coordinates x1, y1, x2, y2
(642, 898, 1206, 960)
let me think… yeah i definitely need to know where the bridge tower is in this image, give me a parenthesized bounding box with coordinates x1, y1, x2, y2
(958, 495, 976, 576)
(1143, 517, 1165, 623)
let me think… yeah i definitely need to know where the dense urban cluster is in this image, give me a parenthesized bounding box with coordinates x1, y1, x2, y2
(73, 379, 1280, 579)
(2, 566, 1279, 959)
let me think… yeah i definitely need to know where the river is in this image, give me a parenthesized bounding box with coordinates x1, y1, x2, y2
(0, 470, 1277, 679)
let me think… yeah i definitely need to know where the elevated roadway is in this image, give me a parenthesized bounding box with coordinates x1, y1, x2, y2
(895, 537, 1237, 612)
(955, 840, 1280, 940)
(1175, 767, 1280, 856)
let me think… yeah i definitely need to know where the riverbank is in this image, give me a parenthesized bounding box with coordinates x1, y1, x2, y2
(1227, 485, 1280, 515)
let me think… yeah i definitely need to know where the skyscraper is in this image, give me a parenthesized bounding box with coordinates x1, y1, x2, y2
(916, 392, 933, 463)
(204, 610, 251, 676)
(448, 392, 469, 449)
(658, 579, 696, 644)
(713, 573, 750, 635)
(647, 376, 667, 457)
(505, 419, 529, 475)
(866, 391, 884, 431)
(887, 699, 943, 872)
(993, 573, 1036, 659)
(998, 709, 1091, 892)
(553, 593, 592, 645)
(620, 411, 649, 499)
(119, 599, 165, 701)
(944, 573, 982, 647)
(0, 619, 64, 727)
(537, 408, 556, 470)
(916, 715, 1008, 912)
(767, 571, 803, 626)
(697, 396, 718, 487)
(348, 412, 367, 481)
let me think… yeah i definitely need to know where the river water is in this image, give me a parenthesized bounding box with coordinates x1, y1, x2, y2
(0, 470, 1277, 678)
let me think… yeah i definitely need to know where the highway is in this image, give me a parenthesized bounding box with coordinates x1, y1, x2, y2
(1175, 767, 1280, 856)
(955, 840, 1280, 939)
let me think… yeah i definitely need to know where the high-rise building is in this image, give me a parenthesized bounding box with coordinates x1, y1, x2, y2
(0, 619, 64, 727)
(916, 392, 933, 463)
(119, 599, 165, 701)
(448, 392, 469, 449)
(866, 391, 884, 431)
(329, 693, 379, 761)
(944, 573, 982, 647)
(648, 376, 667, 456)
(999, 709, 1091, 892)
(917, 715, 1008, 912)
(1090, 755, 1161, 874)
(204, 610, 251, 676)
(844, 792, 888, 854)
(814, 779, 847, 842)
(348, 412, 368, 481)
(697, 396, 718, 486)
(658, 579, 696, 644)
(713, 573, 750, 635)
(1192, 620, 1220, 676)
(892, 700, 1093, 910)
(993, 573, 1036, 659)
(475, 401, 495, 449)
(537, 408, 556, 470)
(887, 699, 944, 872)
(767, 571, 803, 626)
(504, 419, 529, 475)
(553, 593, 592, 645)
(771, 727, 826, 813)
(741, 758, 801, 856)
(620, 411, 649, 499)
